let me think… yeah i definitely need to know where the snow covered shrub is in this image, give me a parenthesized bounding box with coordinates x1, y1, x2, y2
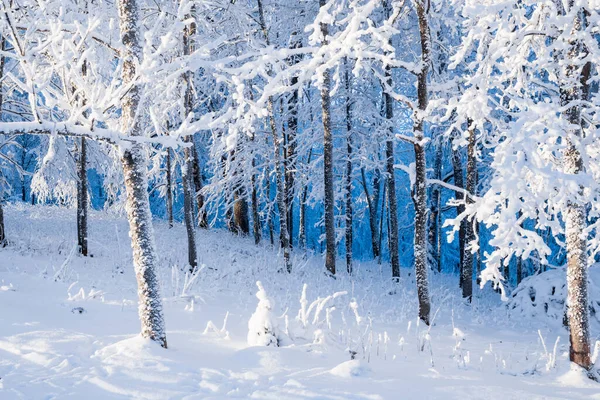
(507, 266, 600, 326)
(247, 281, 284, 347)
(289, 283, 347, 346)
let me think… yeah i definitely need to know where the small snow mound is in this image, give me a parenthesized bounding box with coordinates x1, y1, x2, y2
(507, 266, 600, 326)
(0, 283, 15, 291)
(330, 360, 371, 378)
(556, 364, 600, 388)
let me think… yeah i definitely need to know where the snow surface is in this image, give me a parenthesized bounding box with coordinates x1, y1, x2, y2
(0, 204, 599, 399)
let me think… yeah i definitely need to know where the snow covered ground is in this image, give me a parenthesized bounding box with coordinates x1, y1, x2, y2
(1, 204, 599, 399)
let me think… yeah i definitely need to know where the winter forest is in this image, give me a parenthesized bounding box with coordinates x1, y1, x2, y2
(0, 0, 600, 398)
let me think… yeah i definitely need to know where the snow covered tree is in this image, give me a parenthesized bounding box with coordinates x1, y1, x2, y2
(447, 0, 600, 370)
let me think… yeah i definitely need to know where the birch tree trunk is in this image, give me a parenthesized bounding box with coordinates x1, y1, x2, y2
(118, 0, 167, 348)
(319, 0, 335, 276)
(383, 0, 400, 280)
(562, 4, 592, 371)
(414, 0, 431, 325)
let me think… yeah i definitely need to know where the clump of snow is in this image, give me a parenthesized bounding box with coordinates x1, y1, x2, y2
(507, 266, 600, 326)
(247, 281, 283, 347)
(329, 360, 371, 378)
(0, 283, 15, 291)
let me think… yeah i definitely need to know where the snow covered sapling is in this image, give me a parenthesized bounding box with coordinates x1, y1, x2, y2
(247, 281, 283, 347)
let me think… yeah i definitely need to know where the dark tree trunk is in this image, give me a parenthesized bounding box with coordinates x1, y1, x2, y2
(166, 147, 173, 228)
(77, 137, 88, 256)
(383, 0, 400, 280)
(451, 137, 466, 286)
(319, 0, 335, 276)
(344, 57, 353, 274)
(265, 172, 275, 246)
(414, 0, 431, 325)
(251, 158, 261, 244)
(233, 187, 250, 235)
(361, 167, 381, 259)
(463, 123, 476, 301)
(378, 178, 387, 265)
(429, 140, 442, 272)
(299, 149, 312, 249)
(191, 140, 208, 229)
(286, 36, 301, 247)
(0, 201, 5, 247)
(181, 12, 198, 273)
(258, 0, 291, 272)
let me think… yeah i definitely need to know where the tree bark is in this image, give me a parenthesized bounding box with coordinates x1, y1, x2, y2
(429, 139, 442, 272)
(344, 57, 353, 274)
(361, 167, 381, 259)
(562, 4, 592, 371)
(191, 140, 208, 228)
(451, 136, 466, 286)
(118, 0, 167, 348)
(257, 0, 291, 272)
(233, 186, 250, 235)
(0, 201, 5, 247)
(181, 10, 198, 273)
(77, 137, 88, 256)
(383, 0, 400, 280)
(166, 147, 173, 228)
(414, 0, 431, 325)
(299, 148, 312, 249)
(319, 0, 335, 276)
(463, 123, 476, 301)
(251, 155, 261, 245)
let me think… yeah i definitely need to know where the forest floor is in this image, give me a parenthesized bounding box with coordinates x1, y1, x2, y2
(0, 204, 599, 399)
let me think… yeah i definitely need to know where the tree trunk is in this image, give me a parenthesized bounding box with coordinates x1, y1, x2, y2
(451, 137, 466, 286)
(191, 140, 208, 228)
(77, 137, 88, 256)
(463, 124, 476, 301)
(299, 148, 313, 249)
(166, 147, 173, 228)
(251, 158, 261, 244)
(0, 201, 5, 247)
(319, 0, 335, 276)
(429, 140, 442, 272)
(361, 167, 381, 259)
(0, 36, 5, 247)
(378, 178, 387, 265)
(414, 0, 431, 325)
(181, 11, 198, 273)
(383, 0, 400, 280)
(257, 0, 291, 272)
(344, 57, 353, 274)
(118, 0, 167, 348)
(233, 186, 250, 235)
(265, 172, 275, 246)
(562, 5, 592, 371)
